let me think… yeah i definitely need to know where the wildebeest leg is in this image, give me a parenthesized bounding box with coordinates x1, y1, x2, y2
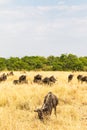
(54, 107, 57, 116)
(48, 107, 52, 115)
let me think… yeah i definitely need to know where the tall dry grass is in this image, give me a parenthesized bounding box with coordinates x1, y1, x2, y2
(0, 71, 87, 130)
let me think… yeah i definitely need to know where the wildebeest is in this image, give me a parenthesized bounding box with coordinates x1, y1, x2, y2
(77, 74, 83, 82)
(34, 92, 58, 120)
(13, 80, 19, 85)
(33, 74, 42, 84)
(0, 73, 7, 82)
(13, 75, 28, 85)
(42, 77, 50, 85)
(68, 74, 74, 82)
(49, 76, 56, 83)
(19, 75, 28, 83)
(7, 71, 14, 76)
(42, 76, 56, 85)
(80, 76, 87, 83)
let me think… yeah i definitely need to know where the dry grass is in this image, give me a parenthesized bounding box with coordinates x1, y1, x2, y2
(0, 71, 87, 130)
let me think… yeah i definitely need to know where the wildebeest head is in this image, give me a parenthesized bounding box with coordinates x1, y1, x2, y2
(34, 108, 43, 120)
(34, 106, 51, 120)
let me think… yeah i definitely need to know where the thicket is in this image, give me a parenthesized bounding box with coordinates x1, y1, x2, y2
(0, 54, 87, 71)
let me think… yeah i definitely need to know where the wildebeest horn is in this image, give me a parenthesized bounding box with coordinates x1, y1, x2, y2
(34, 108, 40, 112)
(34, 109, 38, 112)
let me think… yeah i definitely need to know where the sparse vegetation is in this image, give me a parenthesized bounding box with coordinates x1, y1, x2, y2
(0, 71, 87, 130)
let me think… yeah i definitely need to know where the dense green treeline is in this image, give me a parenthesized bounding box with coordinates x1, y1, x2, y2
(0, 54, 87, 71)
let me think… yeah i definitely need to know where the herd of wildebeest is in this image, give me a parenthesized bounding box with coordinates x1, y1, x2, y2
(0, 71, 87, 120)
(0, 71, 87, 85)
(0, 72, 57, 85)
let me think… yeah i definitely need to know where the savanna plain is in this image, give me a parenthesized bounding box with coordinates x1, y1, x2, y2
(0, 71, 87, 130)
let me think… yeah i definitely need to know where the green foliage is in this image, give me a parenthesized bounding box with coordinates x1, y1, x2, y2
(0, 57, 7, 71)
(21, 56, 47, 70)
(0, 54, 86, 71)
(6, 57, 21, 71)
(64, 54, 83, 71)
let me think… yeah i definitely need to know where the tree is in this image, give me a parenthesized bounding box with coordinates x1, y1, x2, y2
(79, 57, 87, 71)
(0, 57, 7, 70)
(6, 57, 22, 70)
(0, 54, 86, 71)
(65, 54, 83, 71)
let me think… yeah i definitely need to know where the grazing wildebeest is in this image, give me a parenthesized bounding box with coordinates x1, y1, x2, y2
(49, 76, 57, 84)
(13, 80, 19, 85)
(33, 74, 42, 83)
(19, 75, 27, 83)
(42, 77, 50, 85)
(68, 74, 74, 82)
(0, 73, 7, 82)
(77, 74, 83, 82)
(7, 71, 14, 76)
(80, 76, 87, 83)
(34, 92, 58, 120)
(42, 76, 56, 85)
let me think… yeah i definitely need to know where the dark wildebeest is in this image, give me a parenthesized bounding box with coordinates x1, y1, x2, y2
(42, 76, 56, 85)
(42, 77, 50, 85)
(49, 76, 57, 84)
(80, 76, 87, 83)
(77, 74, 83, 82)
(7, 71, 14, 76)
(34, 92, 58, 120)
(0, 73, 7, 82)
(13, 80, 19, 85)
(68, 74, 74, 82)
(19, 75, 28, 83)
(33, 74, 42, 84)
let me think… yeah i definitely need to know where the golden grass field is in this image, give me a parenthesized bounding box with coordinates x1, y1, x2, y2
(0, 71, 87, 130)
